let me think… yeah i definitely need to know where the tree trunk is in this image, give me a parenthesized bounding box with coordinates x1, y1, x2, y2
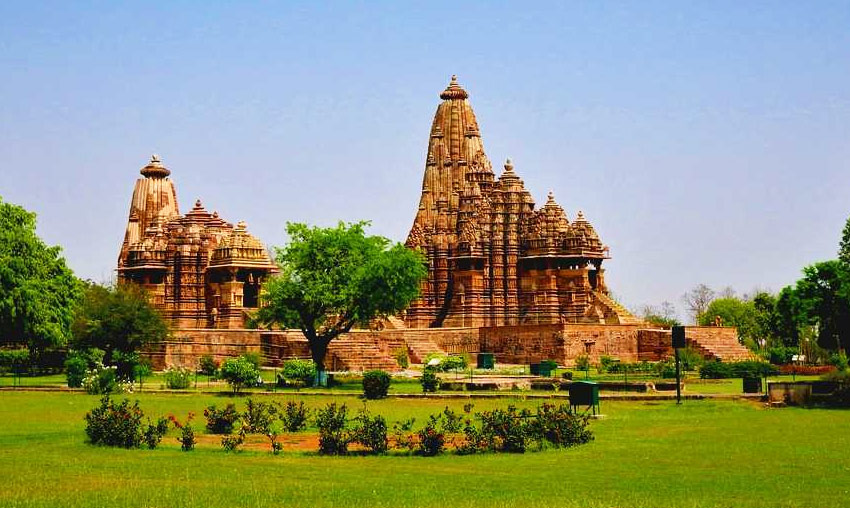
(309, 336, 330, 387)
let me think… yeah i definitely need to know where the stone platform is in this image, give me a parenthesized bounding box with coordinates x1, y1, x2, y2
(144, 324, 748, 371)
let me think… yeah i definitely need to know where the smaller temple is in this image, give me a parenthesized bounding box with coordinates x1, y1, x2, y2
(117, 155, 276, 329)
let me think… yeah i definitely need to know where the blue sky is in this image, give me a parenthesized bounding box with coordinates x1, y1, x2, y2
(1, 1, 849, 319)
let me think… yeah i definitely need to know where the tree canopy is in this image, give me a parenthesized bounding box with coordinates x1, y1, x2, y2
(0, 196, 81, 355)
(255, 221, 427, 383)
(71, 282, 170, 378)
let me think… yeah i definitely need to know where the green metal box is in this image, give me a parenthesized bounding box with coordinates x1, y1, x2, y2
(569, 380, 600, 415)
(476, 353, 495, 370)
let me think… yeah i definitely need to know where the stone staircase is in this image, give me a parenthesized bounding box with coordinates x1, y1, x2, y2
(327, 336, 399, 372)
(404, 335, 445, 364)
(594, 291, 643, 325)
(687, 334, 753, 362)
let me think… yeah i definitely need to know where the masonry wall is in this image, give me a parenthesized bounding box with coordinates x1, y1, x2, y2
(144, 324, 742, 371)
(146, 329, 263, 370)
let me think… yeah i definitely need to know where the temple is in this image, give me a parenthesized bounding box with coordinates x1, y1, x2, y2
(117, 155, 276, 329)
(120, 79, 751, 371)
(405, 76, 639, 328)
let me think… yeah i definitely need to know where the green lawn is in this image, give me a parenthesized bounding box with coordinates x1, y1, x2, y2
(0, 391, 848, 507)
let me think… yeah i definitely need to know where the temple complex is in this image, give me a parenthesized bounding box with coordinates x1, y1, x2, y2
(117, 156, 276, 329)
(120, 78, 751, 371)
(405, 76, 639, 328)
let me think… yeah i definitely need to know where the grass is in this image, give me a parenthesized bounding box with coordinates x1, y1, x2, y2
(0, 391, 848, 507)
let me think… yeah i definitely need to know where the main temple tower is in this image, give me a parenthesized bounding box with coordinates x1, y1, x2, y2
(405, 77, 639, 328)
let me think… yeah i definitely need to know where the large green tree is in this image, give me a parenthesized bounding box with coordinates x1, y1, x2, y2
(255, 221, 427, 385)
(0, 196, 80, 357)
(793, 260, 850, 352)
(71, 282, 169, 379)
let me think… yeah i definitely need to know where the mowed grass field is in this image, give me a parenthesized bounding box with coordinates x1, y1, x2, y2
(1, 391, 848, 508)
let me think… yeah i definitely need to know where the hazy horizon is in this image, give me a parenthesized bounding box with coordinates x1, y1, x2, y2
(2, 2, 848, 321)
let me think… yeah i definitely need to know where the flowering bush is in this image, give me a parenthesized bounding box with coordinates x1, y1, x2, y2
(163, 365, 193, 390)
(84, 397, 144, 448)
(82, 364, 132, 394)
(278, 359, 316, 387)
(204, 403, 240, 434)
(143, 417, 170, 449)
(169, 413, 196, 451)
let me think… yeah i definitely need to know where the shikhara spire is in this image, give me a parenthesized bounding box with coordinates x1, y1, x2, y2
(405, 76, 638, 328)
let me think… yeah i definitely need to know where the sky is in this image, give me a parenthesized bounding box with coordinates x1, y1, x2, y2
(1, 1, 849, 320)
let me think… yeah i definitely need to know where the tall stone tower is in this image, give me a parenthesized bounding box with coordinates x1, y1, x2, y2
(404, 77, 638, 328)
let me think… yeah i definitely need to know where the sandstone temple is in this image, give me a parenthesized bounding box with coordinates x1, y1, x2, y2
(404, 76, 637, 329)
(117, 155, 276, 329)
(119, 77, 751, 371)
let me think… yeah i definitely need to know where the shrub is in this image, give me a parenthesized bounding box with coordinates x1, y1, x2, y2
(82, 364, 132, 394)
(243, 399, 277, 434)
(143, 417, 170, 449)
(278, 359, 317, 387)
(598, 355, 616, 373)
(768, 346, 796, 365)
(678, 347, 705, 371)
(700, 360, 779, 379)
(528, 403, 593, 448)
(198, 355, 219, 377)
(0, 349, 30, 375)
(478, 405, 531, 453)
(421, 366, 439, 393)
(279, 401, 310, 432)
(394, 348, 409, 369)
(220, 355, 261, 393)
(204, 403, 240, 434)
(442, 355, 468, 372)
(243, 352, 263, 370)
(84, 397, 144, 448)
(362, 370, 391, 399)
(829, 352, 849, 372)
(390, 418, 416, 451)
(416, 414, 446, 456)
(169, 413, 196, 451)
(574, 355, 590, 372)
(351, 410, 388, 454)
(316, 403, 350, 455)
(65, 355, 88, 388)
(221, 432, 244, 452)
(656, 359, 677, 379)
(779, 364, 836, 376)
(163, 365, 193, 390)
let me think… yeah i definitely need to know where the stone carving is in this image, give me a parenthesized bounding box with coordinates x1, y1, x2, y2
(404, 76, 640, 328)
(117, 156, 277, 329)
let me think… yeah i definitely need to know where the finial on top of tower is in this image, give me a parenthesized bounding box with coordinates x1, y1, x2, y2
(440, 74, 469, 100)
(504, 158, 514, 172)
(140, 154, 171, 178)
(547, 190, 556, 204)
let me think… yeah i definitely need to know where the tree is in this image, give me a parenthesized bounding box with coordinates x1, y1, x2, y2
(793, 261, 850, 352)
(71, 282, 169, 379)
(839, 215, 850, 265)
(0, 196, 81, 357)
(640, 301, 680, 328)
(255, 221, 427, 385)
(774, 287, 802, 347)
(682, 284, 715, 324)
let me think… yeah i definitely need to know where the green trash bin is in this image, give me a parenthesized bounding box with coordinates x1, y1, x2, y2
(477, 353, 495, 370)
(569, 381, 600, 415)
